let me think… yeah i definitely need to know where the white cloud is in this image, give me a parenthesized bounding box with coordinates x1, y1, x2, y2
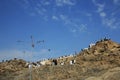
(56, 0, 75, 6)
(79, 24, 87, 32)
(97, 6, 104, 12)
(60, 14, 67, 20)
(100, 13, 120, 29)
(52, 15, 59, 20)
(60, 14, 71, 25)
(59, 14, 88, 34)
(16, 0, 49, 19)
(100, 12, 106, 17)
(113, 0, 120, 5)
(70, 29, 77, 33)
(102, 18, 120, 29)
(85, 13, 92, 17)
(92, 0, 105, 12)
(113, 0, 118, 3)
(34, 7, 43, 15)
(92, 0, 107, 22)
(84, 13, 93, 22)
(92, 0, 105, 16)
(92, 0, 104, 6)
(71, 24, 87, 33)
(15, 0, 76, 21)
(92, 0, 120, 29)
(43, 1, 51, 5)
(84, 0, 120, 30)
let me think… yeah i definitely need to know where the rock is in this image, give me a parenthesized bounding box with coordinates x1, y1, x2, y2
(85, 67, 120, 80)
(85, 77, 102, 80)
(102, 67, 120, 80)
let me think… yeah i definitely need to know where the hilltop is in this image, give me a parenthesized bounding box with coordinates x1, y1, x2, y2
(0, 38, 120, 80)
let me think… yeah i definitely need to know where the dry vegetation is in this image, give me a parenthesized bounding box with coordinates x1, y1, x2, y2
(1, 39, 120, 80)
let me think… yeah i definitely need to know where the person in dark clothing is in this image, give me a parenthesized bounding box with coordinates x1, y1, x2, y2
(53, 59, 57, 65)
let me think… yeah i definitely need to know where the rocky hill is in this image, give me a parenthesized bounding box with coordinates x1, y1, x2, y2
(0, 39, 120, 80)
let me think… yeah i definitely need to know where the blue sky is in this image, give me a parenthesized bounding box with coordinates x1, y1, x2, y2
(0, 0, 120, 62)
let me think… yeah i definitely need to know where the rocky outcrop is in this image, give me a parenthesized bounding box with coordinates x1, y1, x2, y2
(85, 67, 120, 80)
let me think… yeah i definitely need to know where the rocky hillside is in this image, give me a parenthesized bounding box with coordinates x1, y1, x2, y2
(0, 59, 28, 80)
(0, 39, 120, 80)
